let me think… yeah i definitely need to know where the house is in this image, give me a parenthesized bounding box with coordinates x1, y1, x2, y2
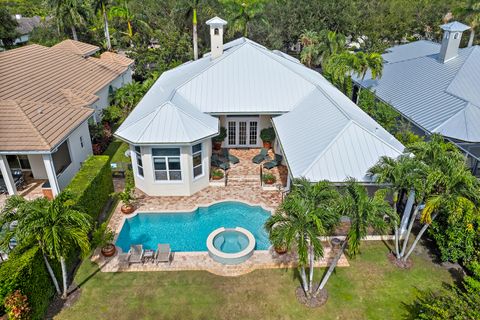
(115, 17, 404, 196)
(354, 21, 480, 173)
(13, 14, 42, 45)
(0, 40, 134, 197)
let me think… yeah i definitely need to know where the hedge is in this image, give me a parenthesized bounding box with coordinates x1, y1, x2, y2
(64, 155, 113, 220)
(0, 247, 55, 320)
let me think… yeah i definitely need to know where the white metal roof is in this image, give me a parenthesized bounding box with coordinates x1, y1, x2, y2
(117, 36, 404, 182)
(356, 41, 480, 142)
(440, 21, 470, 32)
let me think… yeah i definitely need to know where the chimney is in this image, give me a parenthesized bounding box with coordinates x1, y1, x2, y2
(206, 16, 227, 59)
(438, 21, 470, 63)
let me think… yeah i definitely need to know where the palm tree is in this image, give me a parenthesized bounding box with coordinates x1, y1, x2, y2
(315, 180, 393, 295)
(220, 0, 266, 37)
(1, 196, 62, 296)
(48, 0, 90, 41)
(265, 178, 339, 302)
(369, 155, 427, 259)
(453, 0, 480, 47)
(369, 134, 480, 265)
(351, 52, 383, 104)
(299, 30, 346, 68)
(2, 193, 92, 299)
(93, 0, 112, 50)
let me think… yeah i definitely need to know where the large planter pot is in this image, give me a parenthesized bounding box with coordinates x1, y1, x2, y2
(121, 204, 135, 214)
(274, 245, 288, 255)
(263, 141, 272, 149)
(101, 244, 116, 257)
(213, 141, 223, 150)
(212, 174, 223, 180)
(264, 178, 275, 185)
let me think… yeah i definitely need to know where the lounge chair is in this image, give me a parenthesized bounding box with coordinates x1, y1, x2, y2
(211, 153, 230, 171)
(128, 245, 144, 264)
(222, 149, 239, 164)
(155, 244, 172, 264)
(263, 154, 283, 170)
(252, 148, 269, 164)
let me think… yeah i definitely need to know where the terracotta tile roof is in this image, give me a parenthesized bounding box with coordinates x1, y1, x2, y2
(51, 39, 100, 56)
(0, 100, 93, 152)
(100, 51, 134, 66)
(0, 43, 129, 107)
(0, 41, 131, 152)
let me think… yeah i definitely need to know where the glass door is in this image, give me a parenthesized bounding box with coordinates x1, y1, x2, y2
(226, 118, 259, 147)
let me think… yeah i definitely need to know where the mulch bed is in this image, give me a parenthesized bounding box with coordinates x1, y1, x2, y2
(295, 285, 328, 308)
(44, 284, 82, 319)
(387, 252, 413, 269)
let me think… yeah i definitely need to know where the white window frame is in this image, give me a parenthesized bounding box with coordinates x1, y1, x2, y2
(152, 148, 182, 182)
(134, 146, 144, 178)
(192, 143, 203, 179)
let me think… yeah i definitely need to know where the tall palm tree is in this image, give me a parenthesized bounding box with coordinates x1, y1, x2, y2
(220, 0, 266, 37)
(93, 0, 112, 50)
(369, 134, 480, 264)
(1, 196, 61, 296)
(2, 193, 92, 299)
(49, 0, 90, 41)
(369, 155, 427, 258)
(110, 0, 151, 46)
(265, 178, 339, 301)
(315, 180, 393, 295)
(453, 0, 480, 47)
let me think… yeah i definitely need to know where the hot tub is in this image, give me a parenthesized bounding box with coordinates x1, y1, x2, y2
(206, 227, 255, 265)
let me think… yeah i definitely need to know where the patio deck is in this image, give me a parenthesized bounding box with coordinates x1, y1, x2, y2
(0, 178, 46, 208)
(99, 149, 351, 277)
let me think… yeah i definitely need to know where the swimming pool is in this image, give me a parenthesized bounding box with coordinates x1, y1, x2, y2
(115, 201, 271, 252)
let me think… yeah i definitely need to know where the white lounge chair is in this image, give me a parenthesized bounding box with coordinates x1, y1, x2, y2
(128, 245, 144, 264)
(155, 244, 172, 264)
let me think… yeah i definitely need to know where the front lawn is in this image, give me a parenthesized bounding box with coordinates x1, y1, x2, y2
(55, 242, 453, 320)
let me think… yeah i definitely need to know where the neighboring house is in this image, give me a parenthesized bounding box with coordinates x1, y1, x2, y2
(115, 17, 404, 197)
(13, 14, 42, 45)
(354, 21, 480, 173)
(0, 39, 134, 197)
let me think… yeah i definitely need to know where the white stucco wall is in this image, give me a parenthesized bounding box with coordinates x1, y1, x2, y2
(130, 139, 211, 196)
(56, 120, 93, 190)
(91, 69, 133, 121)
(27, 154, 47, 179)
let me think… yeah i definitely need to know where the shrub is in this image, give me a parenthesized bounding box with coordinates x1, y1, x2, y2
(65, 155, 113, 220)
(0, 247, 55, 320)
(211, 169, 224, 179)
(262, 173, 277, 184)
(260, 127, 276, 142)
(212, 127, 227, 143)
(4, 290, 30, 320)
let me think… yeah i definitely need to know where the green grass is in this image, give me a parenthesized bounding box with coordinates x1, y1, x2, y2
(102, 140, 130, 163)
(55, 242, 453, 320)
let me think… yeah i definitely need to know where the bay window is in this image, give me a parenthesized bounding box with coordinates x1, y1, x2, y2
(152, 148, 181, 181)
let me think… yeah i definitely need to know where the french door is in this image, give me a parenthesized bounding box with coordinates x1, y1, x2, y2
(226, 118, 259, 147)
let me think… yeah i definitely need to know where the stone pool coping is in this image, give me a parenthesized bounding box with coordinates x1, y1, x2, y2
(91, 246, 350, 277)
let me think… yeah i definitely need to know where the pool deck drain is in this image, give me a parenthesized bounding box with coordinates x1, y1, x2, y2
(91, 247, 349, 277)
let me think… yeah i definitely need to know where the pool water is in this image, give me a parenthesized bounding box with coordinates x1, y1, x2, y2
(213, 231, 249, 253)
(115, 201, 271, 252)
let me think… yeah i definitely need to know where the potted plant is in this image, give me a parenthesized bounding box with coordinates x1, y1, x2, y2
(119, 169, 135, 214)
(260, 127, 276, 149)
(262, 173, 277, 185)
(211, 169, 224, 180)
(273, 239, 288, 255)
(92, 222, 116, 257)
(212, 127, 227, 150)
